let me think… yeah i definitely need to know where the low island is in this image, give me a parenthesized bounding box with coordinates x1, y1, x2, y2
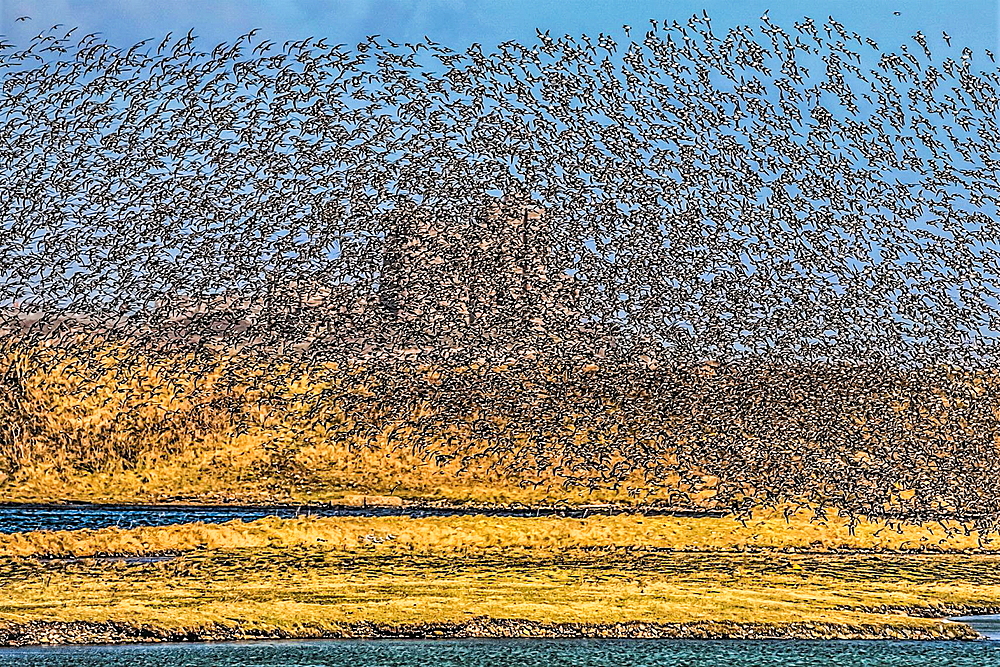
(0, 502, 996, 645)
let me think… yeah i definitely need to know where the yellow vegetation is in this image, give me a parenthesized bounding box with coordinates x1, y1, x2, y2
(0, 338, 717, 506)
(2, 337, 999, 528)
(0, 503, 994, 558)
(0, 509, 996, 636)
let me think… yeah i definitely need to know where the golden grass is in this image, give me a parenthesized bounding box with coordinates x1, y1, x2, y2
(8, 549, 993, 630)
(0, 339, 676, 506)
(3, 337, 998, 638)
(0, 510, 997, 636)
(0, 504, 994, 559)
(2, 336, 1000, 528)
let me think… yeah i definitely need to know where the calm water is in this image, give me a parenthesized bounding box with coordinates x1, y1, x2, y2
(0, 504, 725, 533)
(952, 616, 1000, 640)
(0, 639, 998, 667)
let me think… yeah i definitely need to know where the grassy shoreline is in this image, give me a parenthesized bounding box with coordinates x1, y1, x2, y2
(0, 507, 998, 645)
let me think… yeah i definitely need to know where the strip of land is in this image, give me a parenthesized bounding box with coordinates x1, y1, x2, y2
(0, 506, 997, 644)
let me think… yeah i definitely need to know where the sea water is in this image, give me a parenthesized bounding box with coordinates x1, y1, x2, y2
(0, 638, 998, 667)
(0, 504, 721, 533)
(951, 615, 1000, 640)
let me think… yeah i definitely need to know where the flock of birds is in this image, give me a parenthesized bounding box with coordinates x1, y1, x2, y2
(2, 14, 1000, 531)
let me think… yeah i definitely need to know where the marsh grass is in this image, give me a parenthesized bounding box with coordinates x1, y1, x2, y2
(0, 511, 997, 635)
(0, 339, 668, 506)
(2, 337, 1000, 528)
(0, 504, 995, 558)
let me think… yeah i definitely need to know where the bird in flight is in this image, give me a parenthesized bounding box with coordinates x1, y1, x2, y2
(15, 15, 30, 22)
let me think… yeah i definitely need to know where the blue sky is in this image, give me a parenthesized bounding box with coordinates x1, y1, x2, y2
(2, 0, 999, 358)
(0, 0, 996, 57)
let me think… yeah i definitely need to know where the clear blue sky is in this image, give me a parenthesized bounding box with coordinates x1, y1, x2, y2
(0, 0, 996, 56)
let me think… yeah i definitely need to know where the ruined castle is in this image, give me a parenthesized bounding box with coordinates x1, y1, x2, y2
(377, 196, 587, 346)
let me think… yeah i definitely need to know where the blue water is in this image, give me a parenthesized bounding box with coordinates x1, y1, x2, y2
(952, 616, 1000, 640)
(0, 504, 725, 533)
(0, 639, 997, 667)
